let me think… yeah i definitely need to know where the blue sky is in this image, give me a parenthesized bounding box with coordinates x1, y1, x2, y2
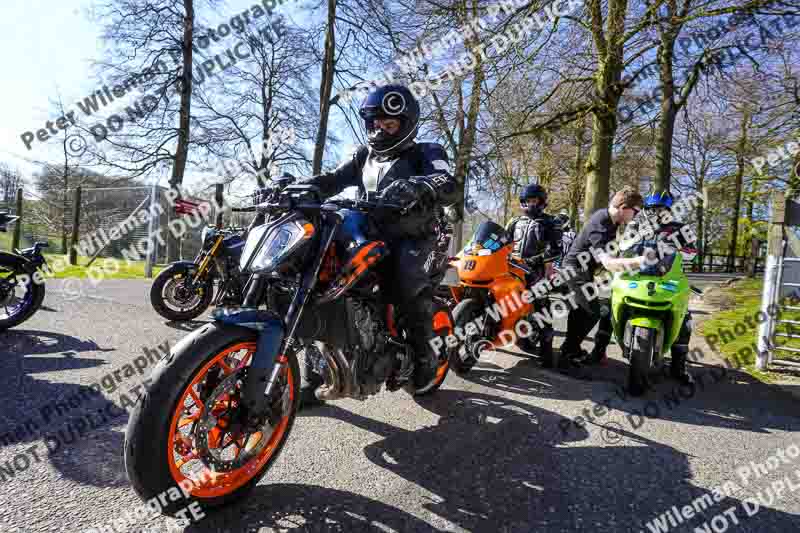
(0, 0, 332, 191)
(0, 1, 101, 174)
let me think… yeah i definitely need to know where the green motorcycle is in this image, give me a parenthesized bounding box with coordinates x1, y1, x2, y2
(610, 221, 700, 396)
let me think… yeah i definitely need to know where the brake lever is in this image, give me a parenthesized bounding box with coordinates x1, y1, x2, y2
(399, 199, 418, 215)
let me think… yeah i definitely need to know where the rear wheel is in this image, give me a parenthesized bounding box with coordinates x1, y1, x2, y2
(0, 260, 45, 331)
(628, 327, 656, 396)
(150, 264, 214, 321)
(124, 323, 299, 515)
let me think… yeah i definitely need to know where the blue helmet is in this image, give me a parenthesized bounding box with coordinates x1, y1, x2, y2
(644, 190, 673, 209)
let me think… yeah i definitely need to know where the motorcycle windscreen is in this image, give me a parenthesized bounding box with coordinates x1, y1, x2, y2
(463, 220, 511, 255)
(638, 242, 677, 277)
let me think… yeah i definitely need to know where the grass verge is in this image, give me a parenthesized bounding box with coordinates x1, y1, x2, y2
(698, 278, 800, 382)
(1, 235, 164, 279)
(42, 254, 165, 279)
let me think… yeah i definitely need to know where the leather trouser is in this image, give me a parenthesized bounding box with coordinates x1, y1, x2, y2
(561, 275, 612, 357)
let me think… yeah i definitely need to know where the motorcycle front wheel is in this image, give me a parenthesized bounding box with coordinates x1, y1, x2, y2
(628, 326, 656, 396)
(150, 264, 215, 321)
(0, 257, 45, 332)
(450, 298, 490, 376)
(124, 323, 299, 516)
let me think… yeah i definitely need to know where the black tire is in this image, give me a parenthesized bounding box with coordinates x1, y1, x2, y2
(450, 298, 488, 376)
(150, 264, 214, 321)
(413, 301, 452, 396)
(0, 262, 46, 332)
(628, 327, 655, 396)
(124, 322, 300, 516)
(516, 330, 541, 356)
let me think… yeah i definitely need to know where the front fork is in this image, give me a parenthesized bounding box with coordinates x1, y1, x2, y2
(239, 216, 340, 415)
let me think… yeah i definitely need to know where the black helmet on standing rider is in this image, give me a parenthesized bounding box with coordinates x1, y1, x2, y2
(519, 183, 548, 218)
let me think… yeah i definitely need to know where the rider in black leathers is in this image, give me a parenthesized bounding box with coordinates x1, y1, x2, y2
(298, 84, 461, 409)
(505, 184, 562, 367)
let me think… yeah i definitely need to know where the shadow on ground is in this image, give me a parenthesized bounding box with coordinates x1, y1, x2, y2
(342, 387, 797, 531)
(184, 483, 439, 533)
(164, 319, 212, 332)
(0, 329, 131, 488)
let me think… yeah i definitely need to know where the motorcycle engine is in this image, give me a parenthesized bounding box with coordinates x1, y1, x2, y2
(350, 300, 410, 397)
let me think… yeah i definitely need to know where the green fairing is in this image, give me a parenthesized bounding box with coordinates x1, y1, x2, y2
(628, 316, 663, 330)
(610, 251, 690, 358)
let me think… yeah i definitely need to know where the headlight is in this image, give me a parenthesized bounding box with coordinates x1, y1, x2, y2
(240, 215, 314, 273)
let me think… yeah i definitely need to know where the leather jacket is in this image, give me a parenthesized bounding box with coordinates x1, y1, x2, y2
(505, 213, 562, 269)
(301, 142, 460, 240)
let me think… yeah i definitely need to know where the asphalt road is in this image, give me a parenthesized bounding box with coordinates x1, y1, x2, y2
(1, 278, 799, 533)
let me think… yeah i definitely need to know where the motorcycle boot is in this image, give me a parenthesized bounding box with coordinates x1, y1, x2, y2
(539, 328, 556, 368)
(583, 302, 612, 365)
(670, 345, 694, 386)
(670, 314, 694, 386)
(401, 290, 439, 391)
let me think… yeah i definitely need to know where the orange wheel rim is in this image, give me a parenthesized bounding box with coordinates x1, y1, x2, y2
(434, 359, 449, 384)
(166, 342, 294, 498)
(432, 310, 453, 384)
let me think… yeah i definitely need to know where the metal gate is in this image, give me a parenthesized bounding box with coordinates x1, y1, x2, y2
(757, 201, 800, 369)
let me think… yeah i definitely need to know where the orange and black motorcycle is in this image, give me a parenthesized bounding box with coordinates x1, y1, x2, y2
(447, 220, 547, 374)
(124, 183, 453, 517)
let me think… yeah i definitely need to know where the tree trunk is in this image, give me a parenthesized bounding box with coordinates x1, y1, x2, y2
(727, 110, 750, 272)
(582, 0, 626, 220)
(312, 0, 337, 175)
(696, 181, 705, 271)
(654, 104, 676, 195)
(583, 113, 615, 218)
(570, 123, 586, 229)
(169, 0, 194, 190)
(654, 25, 676, 196)
(450, 0, 485, 250)
(167, 0, 194, 262)
(61, 190, 68, 255)
(62, 136, 70, 255)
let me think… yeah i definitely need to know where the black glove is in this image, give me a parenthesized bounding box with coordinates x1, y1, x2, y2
(408, 177, 438, 207)
(252, 186, 276, 205)
(525, 255, 544, 269)
(379, 179, 420, 209)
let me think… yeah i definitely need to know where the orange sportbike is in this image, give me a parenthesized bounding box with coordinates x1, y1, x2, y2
(446, 220, 547, 375)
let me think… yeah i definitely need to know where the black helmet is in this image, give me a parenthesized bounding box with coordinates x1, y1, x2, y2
(519, 183, 547, 217)
(359, 84, 420, 156)
(519, 183, 547, 203)
(554, 213, 570, 229)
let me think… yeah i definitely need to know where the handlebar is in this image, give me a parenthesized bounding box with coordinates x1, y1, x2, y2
(256, 197, 412, 215)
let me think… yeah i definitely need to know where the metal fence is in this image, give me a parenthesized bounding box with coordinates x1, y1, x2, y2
(67, 185, 214, 265)
(0, 185, 220, 266)
(0, 188, 64, 252)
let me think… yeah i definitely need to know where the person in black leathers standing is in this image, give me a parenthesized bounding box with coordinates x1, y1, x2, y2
(505, 184, 562, 367)
(297, 84, 460, 409)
